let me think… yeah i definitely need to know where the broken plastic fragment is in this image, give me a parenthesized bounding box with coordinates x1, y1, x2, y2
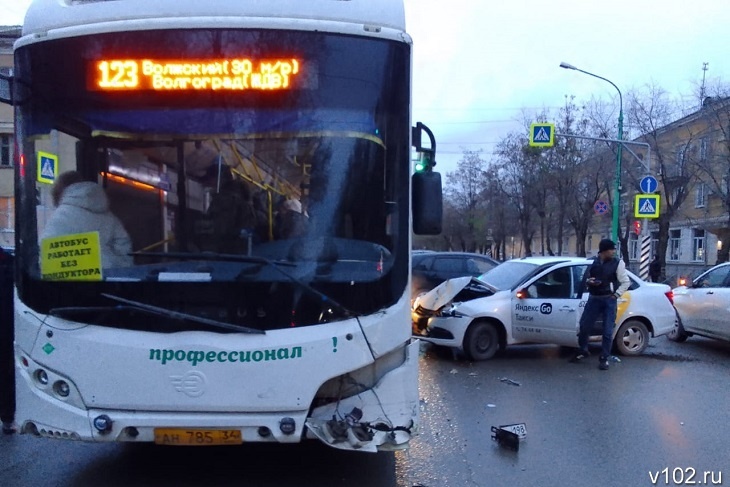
(491, 426, 519, 451)
(498, 377, 521, 386)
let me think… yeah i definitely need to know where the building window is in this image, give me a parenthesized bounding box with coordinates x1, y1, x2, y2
(700, 137, 709, 162)
(0, 134, 12, 167)
(692, 229, 705, 262)
(651, 231, 659, 258)
(695, 183, 707, 208)
(587, 235, 592, 253)
(628, 233, 639, 261)
(668, 229, 681, 261)
(675, 144, 686, 172)
(0, 197, 12, 231)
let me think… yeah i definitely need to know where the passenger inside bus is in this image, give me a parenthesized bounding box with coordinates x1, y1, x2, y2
(41, 171, 133, 268)
(274, 197, 308, 239)
(193, 165, 259, 254)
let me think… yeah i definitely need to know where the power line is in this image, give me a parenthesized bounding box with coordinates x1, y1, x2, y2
(414, 106, 563, 112)
(420, 119, 516, 125)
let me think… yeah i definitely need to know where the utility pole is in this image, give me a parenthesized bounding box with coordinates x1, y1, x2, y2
(700, 62, 709, 108)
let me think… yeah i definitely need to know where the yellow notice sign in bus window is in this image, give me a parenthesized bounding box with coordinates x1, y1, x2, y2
(40, 232, 103, 281)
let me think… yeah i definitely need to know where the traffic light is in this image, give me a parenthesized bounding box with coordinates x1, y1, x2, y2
(414, 152, 434, 173)
(633, 220, 641, 235)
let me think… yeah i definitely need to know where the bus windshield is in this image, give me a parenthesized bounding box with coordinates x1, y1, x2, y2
(13, 29, 410, 331)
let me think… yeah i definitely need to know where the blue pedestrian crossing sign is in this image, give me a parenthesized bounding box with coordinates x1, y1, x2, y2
(37, 151, 58, 185)
(634, 194, 660, 218)
(529, 123, 555, 147)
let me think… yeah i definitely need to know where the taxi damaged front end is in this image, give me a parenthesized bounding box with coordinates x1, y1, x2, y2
(412, 277, 493, 344)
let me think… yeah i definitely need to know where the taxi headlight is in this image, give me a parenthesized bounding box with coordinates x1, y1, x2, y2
(437, 305, 463, 318)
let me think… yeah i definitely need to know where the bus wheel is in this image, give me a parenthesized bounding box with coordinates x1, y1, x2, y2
(463, 320, 499, 361)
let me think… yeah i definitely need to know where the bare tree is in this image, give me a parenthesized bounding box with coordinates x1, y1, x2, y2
(629, 83, 696, 275)
(443, 149, 490, 252)
(493, 132, 540, 257)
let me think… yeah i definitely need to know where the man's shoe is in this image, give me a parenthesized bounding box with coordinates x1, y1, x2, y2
(569, 350, 590, 363)
(598, 356, 610, 370)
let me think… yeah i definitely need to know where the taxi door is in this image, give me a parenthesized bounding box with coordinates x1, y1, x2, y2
(512, 264, 588, 345)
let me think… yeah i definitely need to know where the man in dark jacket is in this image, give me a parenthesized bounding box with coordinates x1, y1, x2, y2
(649, 255, 662, 283)
(570, 239, 631, 370)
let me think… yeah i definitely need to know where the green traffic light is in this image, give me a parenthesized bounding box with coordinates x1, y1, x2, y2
(415, 161, 426, 172)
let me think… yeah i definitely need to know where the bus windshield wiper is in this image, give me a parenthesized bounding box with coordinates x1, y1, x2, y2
(100, 293, 265, 334)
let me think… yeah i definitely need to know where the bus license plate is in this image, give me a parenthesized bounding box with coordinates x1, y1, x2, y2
(154, 428, 242, 446)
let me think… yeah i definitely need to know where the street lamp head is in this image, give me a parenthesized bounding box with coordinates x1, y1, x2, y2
(559, 62, 577, 70)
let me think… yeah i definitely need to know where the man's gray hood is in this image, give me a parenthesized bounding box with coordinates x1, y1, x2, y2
(59, 181, 110, 213)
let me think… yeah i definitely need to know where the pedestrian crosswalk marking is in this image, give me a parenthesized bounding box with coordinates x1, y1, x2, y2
(534, 128, 550, 142)
(529, 123, 555, 147)
(41, 159, 55, 178)
(639, 199, 655, 214)
(37, 151, 58, 184)
(634, 194, 660, 218)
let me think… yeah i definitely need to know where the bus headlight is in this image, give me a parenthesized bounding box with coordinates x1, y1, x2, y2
(54, 380, 71, 398)
(35, 369, 49, 385)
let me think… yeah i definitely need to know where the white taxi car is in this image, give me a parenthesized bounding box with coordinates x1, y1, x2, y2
(412, 257, 677, 361)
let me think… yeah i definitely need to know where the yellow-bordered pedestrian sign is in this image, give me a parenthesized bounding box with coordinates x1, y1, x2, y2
(634, 194, 660, 218)
(529, 123, 555, 147)
(37, 151, 58, 184)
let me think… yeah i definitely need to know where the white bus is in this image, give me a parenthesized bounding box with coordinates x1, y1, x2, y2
(0, 0, 442, 452)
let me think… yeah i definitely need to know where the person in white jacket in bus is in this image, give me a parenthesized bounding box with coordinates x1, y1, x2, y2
(41, 171, 133, 268)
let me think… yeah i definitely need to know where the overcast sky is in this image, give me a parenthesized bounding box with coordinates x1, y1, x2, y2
(4, 0, 730, 174)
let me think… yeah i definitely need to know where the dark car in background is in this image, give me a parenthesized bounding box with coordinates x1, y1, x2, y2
(411, 251, 499, 303)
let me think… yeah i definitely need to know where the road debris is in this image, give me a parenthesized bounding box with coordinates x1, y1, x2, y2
(498, 377, 521, 386)
(491, 425, 520, 451)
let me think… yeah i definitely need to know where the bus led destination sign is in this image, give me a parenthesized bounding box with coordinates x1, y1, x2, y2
(91, 58, 301, 91)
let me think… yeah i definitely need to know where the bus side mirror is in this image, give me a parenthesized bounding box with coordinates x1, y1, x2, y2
(412, 171, 442, 235)
(0, 73, 13, 105)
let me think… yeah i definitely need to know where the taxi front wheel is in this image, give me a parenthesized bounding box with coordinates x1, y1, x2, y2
(613, 319, 649, 355)
(463, 320, 500, 361)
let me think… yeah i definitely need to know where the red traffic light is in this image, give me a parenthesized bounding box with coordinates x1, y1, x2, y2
(633, 220, 641, 235)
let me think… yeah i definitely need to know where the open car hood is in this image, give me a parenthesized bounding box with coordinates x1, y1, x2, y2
(416, 276, 493, 311)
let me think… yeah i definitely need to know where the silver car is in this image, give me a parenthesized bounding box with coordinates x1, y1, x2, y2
(670, 262, 730, 344)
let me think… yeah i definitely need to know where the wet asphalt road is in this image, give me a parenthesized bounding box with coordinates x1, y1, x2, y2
(1, 335, 728, 487)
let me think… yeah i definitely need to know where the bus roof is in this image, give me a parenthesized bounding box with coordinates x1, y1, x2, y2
(21, 0, 406, 39)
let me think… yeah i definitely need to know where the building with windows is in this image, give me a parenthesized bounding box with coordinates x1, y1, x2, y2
(635, 97, 729, 279)
(550, 97, 730, 281)
(0, 26, 20, 249)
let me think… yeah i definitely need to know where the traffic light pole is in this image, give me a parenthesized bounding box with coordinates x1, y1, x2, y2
(555, 132, 656, 278)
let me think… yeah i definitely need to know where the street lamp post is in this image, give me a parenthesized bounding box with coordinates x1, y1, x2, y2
(560, 62, 623, 243)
